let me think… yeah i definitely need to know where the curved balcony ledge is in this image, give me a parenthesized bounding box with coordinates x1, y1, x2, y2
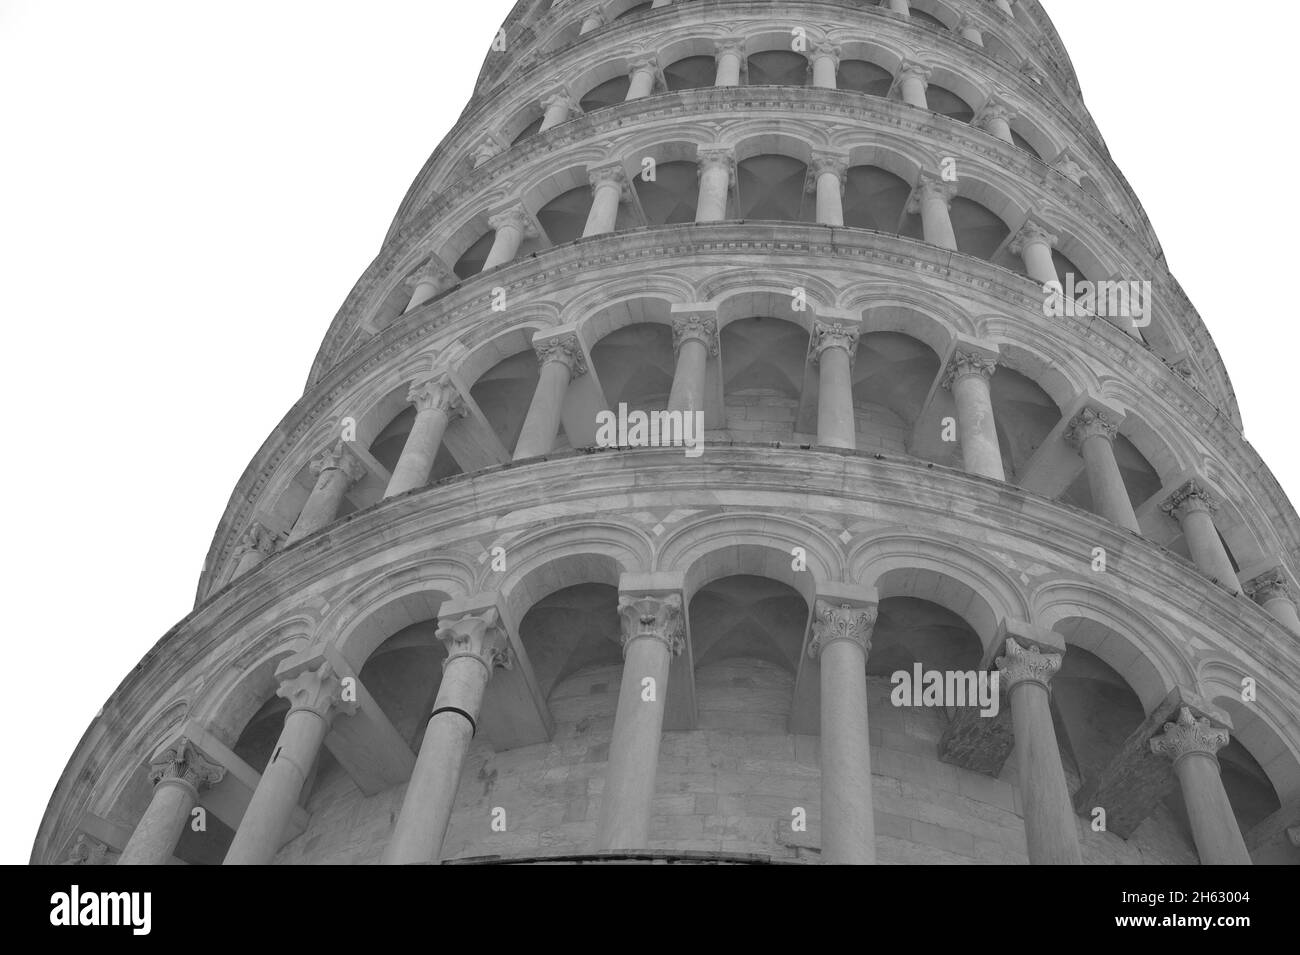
(185, 446, 1300, 712)
(441, 848, 804, 865)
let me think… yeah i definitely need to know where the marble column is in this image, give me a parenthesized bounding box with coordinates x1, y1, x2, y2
(1011, 220, 1060, 288)
(579, 10, 605, 34)
(977, 100, 1016, 144)
(383, 600, 512, 865)
(668, 312, 718, 414)
(1160, 481, 1241, 594)
(384, 374, 465, 498)
(287, 441, 367, 544)
(539, 89, 580, 132)
(626, 54, 660, 100)
(583, 161, 630, 237)
(229, 521, 279, 581)
(119, 738, 225, 865)
(808, 152, 847, 227)
(810, 42, 840, 89)
(713, 38, 745, 86)
(1064, 408, 1140, 532)
(905, 175, 958, 250)
(810, 320, 861, 449)
(1244, 569, 1300, 635)
(957, 15, 984, 45)
(695, 147, 734, 222)
(942, 349, 1005, 481)
(894, 61, 931, 109)
(224, 660, 355, 864)
(514, 334, 587, 459)
(1150, 707, 1252, 865)
(403, 260, 454, 313)
(594, 592, 684, 851)
(482, 206, 540, 271)
(810, 599, 877, 865)
(996, 636, 1082, 864)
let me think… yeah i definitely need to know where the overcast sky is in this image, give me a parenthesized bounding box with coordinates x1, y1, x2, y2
(1, 1, 1295, 863)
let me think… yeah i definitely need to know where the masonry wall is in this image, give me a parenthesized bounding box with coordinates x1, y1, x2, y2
(272, 658, 1199, 864)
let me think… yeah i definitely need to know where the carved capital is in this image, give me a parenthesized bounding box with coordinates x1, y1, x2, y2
(809, 320, 861, 367)
(976, 100, 1017, 129)
(941, 349, 998, 389)
(896, 59, 932, 83)
(309, 441, 367, 484)
(714, 37, 746, 59)
(811, 41, 841, 66)
(149, 737, 226, 792)
(808, 150, 848, 185)
(277, 661, 356, 721)
(1150, 706, 1230, 765)
(905, 174, 958, 214)
(809, 600, 876, 658)
(1244, 568, 1291, 606)
(235, 520, 280, 560)
(1160, 479, 1219, 519)
(628, 52, 661, 77)
(436, 607, 513, 676)
(61, 834, 109, 866)
(488, 205, 540, 238)
(540, 89, 580, 117)
(672, 313, 719, 356)
(1055, 156, 1085, 185)
(588, 160, 632, 200)
(404, 260, 452, 291)
(408, 373, 466, 418)
(1010, 219, 1058, 255)
(995, 637, 1061, 692)
(617, 593, 685, 657)
(697, 147, 736, 188)
(1064, 407, 1119, 450)
(534, 333, 589, 379)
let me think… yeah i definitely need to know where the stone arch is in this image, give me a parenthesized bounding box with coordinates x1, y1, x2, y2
(569, 289, 684, 341)
(849, 532, 1030, 648)
(909, 0, 960, 31)
(851, 287, 970, 351)
(1031, 579, 1189, 711)
(456, 321, 555, 388)
(1192, 466, 1273, 573)
(325, 558, 476, 670)
(709, 280, 835, 335)
(657, 512, 844, 607)
(1200, 660, 1300, 800)
(978, 321, 1098, 410)
(496, 524, 653, 628)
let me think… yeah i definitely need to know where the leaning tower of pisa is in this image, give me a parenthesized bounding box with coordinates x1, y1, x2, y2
(34, 0, 1300, 866)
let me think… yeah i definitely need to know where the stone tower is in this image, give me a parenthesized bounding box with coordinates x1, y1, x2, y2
(35, 0, 1300, 865)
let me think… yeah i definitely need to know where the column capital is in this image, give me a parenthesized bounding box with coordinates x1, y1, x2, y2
(436, 603, 513, 676)
(488, 204, 541, 239)
(62, 834, 110, 866)
(810, 41, 841, 66)
(975, 96, 1017, 129)
(587, 160, 633, 200)
(627, 51, 661, 76)
(533, 332, 589, 380)
(808, 149, 849, 184)
(808, 599, 877, 659)
(148, 736, 226, 793)
(540, 88, 580, 116)
(1009, 218, 1059, 256)
(310, 441, 368, 484)
(235, 520, 280, 560)
(1243, 567, 1291, 605)
(275, 659, 357, 721)
(1054, 151, 1086, 186)
(994, 636, 1061, 692)
(697, 145, 737, 182)
(713, 36, 747, 59)
(941, 348, 998, 389)
(1160, 478, 1219, 519)
(580, 7, 606, 28)
(956, 13, 983, 33)
(672, 312, 719, 356)
(1064, 406, 1119, 450)
(408, 373, 466, 417)
(808, 319, 862, 367)
(617, 592, 685, 656)
(896, 59, 933, 83)
(404, 259, 453, 291)
(905, 172, 958, 214)
(1150, 706, 1230, 766)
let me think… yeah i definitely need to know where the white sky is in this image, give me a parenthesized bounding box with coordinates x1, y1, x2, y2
(1, 1, 1296, 864)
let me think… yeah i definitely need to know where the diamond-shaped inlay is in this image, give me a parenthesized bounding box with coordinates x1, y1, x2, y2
(652, 523, 666, 537)
(838, 529, 852, 545)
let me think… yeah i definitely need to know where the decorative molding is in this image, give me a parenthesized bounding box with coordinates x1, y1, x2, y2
(1064, 407, 1119, 450)
(1149, 706, 1230, 764)
(995, 636, 1062, 691)
(617, 593, 685, 656)
(671, 313, 719, 356)
(436, 606, 513, 674)
(1160, 479, 1219, 519)
(148, 736, 225, 792)
(408, 373, 467, 417)
(808, 600, 876, 658)
(534, 333, 589, 379)
(941, 349, 998, 389)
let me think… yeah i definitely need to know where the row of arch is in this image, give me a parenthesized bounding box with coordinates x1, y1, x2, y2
(121, 525, 1300, 863)
(250, 288, 1271, 598)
